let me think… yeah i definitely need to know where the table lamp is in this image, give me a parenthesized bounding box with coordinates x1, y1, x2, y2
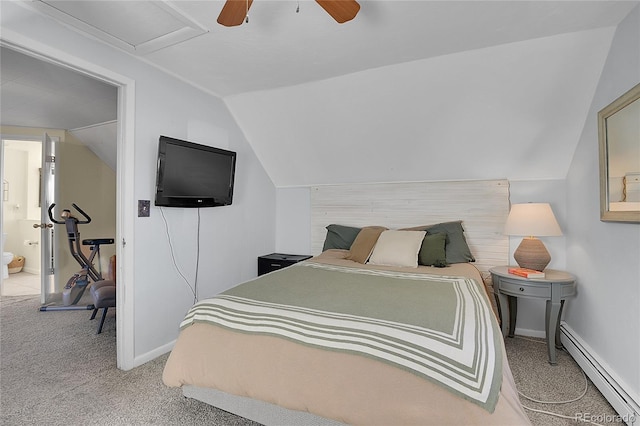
(504, 203, 562, 271)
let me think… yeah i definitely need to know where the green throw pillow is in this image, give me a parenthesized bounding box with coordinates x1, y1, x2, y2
(322, 224, 362, 251)
(419, 233, 447, 266)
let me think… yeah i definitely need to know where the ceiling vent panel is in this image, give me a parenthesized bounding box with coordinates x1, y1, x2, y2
(28, 1, 208, 55)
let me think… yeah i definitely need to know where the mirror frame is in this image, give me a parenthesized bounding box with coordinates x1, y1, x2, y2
(598, 82, 640, 223)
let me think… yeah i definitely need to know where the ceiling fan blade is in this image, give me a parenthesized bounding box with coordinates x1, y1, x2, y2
(315, 0, 360, 24)
(217, 0, 254, 27)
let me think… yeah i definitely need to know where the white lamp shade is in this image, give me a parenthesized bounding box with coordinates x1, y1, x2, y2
(504, 203, 562, 237)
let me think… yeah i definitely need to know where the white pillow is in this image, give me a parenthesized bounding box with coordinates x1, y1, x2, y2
(367, 230, 426, 268)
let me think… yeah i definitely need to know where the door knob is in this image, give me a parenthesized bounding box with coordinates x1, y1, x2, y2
(33, 223, 53, 229)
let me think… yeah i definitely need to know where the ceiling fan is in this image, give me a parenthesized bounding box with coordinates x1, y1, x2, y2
(217, 0, 360, 26)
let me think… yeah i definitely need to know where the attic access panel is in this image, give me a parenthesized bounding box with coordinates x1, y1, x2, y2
(28, 1, 207, 55)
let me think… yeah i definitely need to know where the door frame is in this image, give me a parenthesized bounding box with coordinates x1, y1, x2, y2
(0, 33, 136, 370)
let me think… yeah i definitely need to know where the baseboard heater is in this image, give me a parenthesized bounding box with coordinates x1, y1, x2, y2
(561, 323, 639, 426)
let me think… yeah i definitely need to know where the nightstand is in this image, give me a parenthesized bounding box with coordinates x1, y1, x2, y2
(489, 266, 576, 365)
(258, 253, 312, 276)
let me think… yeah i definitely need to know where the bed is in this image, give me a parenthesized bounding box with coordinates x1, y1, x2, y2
(162, 180, 530, 425)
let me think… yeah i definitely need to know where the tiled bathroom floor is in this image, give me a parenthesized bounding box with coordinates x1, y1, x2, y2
(1, 271, 40, 296)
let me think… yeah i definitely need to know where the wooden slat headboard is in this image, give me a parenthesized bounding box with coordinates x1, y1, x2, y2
(310, 179, 510, 273)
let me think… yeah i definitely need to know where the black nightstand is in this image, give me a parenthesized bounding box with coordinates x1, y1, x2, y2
(258, 253, 312, 276)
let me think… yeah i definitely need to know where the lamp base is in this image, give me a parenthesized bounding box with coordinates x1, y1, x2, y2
(514, 237, 551, 271)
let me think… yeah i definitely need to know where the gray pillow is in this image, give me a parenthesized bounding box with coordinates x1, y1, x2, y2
(322, 224, 362, 251)
(403, 221, 475, 264)
(425, 221, 475, 264)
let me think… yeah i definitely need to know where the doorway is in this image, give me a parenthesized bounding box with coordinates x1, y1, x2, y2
(1, 137, 42, 297)
(1, 132, 117, 303)
(0, 39, 136, 369)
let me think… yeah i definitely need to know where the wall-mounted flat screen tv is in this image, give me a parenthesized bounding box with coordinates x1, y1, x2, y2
(155, 136, 237, 208)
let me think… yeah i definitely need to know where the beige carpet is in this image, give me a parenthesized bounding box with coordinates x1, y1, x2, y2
(504, 334, 620, 425)
(0, 295, 619, 425)
(0, 295, 258, 426)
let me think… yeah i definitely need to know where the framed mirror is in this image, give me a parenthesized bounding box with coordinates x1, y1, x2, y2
(598, 82, 640, 223)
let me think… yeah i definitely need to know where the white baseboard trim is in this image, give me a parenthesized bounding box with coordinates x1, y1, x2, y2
(514, 327, 546, 339)
(133, 339, 176, 368)
(21, 267, 39, 275)
(561, 323, 639, 426)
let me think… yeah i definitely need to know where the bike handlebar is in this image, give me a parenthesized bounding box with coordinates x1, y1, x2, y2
(71, 203, 92, 224)
(48, 203, 92, 225)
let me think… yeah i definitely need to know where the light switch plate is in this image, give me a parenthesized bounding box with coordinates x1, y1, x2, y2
(138, 200, 150, 217)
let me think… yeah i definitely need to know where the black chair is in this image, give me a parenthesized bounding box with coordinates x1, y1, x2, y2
(89, 255, 116, 334)
(90, 280, 116, 334)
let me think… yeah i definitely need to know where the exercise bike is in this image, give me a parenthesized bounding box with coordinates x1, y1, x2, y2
(39, 203, 114, 312)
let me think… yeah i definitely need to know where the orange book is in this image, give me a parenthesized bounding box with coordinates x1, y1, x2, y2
(508, 267, 545, 279)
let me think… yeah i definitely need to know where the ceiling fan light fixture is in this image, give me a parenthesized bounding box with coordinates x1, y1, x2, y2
(216, 0, 359, 26)
(217, 0, 254, 27)
(316, 0, 360, 23)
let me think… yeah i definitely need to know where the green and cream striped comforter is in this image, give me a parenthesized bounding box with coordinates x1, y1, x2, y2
(180, 261, 502, 412)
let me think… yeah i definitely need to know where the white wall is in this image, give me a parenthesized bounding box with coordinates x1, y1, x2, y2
(275, 187, 311, 255)
(565, 4, 640, 403)
(1, 2, 276, 365)
(228, 27, 614, 188)
(3, 146, 29, 254)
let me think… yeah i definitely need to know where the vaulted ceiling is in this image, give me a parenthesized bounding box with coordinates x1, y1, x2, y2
(0, 46, 118, 130)
(2, 1, 638, 186)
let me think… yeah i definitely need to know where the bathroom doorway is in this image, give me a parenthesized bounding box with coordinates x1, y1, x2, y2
(1, 137, 43, 297)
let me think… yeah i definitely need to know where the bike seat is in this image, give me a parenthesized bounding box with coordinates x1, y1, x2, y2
(82, 238, 114, 246)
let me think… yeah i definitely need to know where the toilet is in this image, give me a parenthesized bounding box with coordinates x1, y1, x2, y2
(2, 233, 14, 279)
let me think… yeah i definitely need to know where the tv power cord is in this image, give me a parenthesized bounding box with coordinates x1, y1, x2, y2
(160, 206, 198, 304)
